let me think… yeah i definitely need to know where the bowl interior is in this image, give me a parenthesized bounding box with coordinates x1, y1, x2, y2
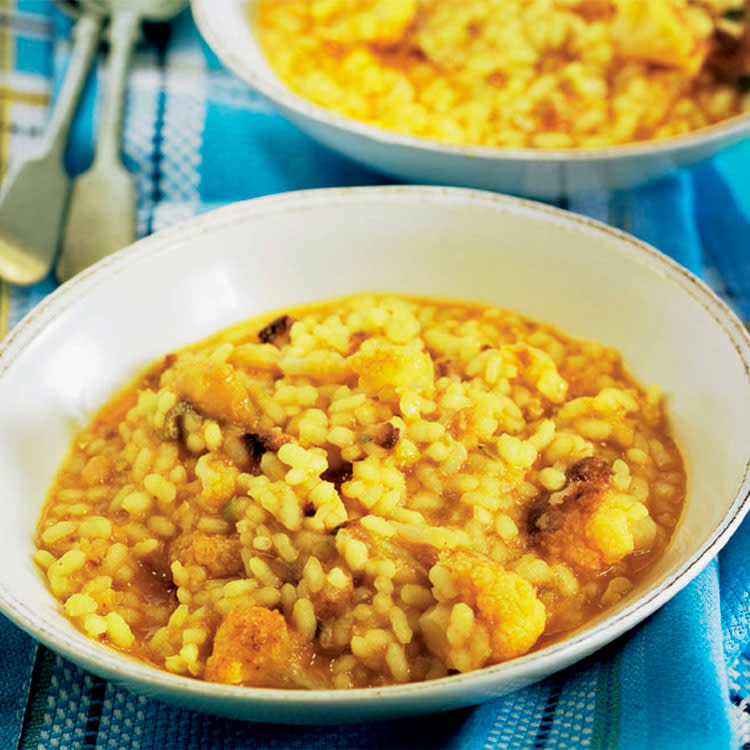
(1, 187, 749, 718)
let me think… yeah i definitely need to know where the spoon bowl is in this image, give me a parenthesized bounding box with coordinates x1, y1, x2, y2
(0, 9, 103, 285)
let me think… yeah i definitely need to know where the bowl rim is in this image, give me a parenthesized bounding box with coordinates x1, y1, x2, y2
(2, 184, 750, 711)
(191, 0, 750, 164)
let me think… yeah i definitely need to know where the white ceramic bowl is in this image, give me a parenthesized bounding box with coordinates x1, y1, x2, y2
(1, 186, 749, 723)
(191, 0, 750, 200)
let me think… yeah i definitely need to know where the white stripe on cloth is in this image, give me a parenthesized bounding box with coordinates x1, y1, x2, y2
(150, 14, 206, 233)
(123, 58, 161, 237)
(729, 656, 750, 750)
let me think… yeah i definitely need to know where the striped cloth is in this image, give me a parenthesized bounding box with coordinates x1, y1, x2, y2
(1, 2, 750, 748)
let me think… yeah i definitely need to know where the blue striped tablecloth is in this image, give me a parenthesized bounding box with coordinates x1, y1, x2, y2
(1, 2, 750, 748)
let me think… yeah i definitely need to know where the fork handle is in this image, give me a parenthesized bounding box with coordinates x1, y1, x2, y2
(95, 10, 141, 167)
(41, 11, 103, 162)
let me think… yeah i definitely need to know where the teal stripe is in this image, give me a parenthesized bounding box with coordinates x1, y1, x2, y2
(0, 280, 8, 337)
(591, 650, 622, 750)
(18, 647, 58, 749)
(613, 636, 649, 749)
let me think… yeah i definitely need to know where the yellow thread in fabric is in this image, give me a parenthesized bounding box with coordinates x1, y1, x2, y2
(0, 88, 50, 106)
(0, 0, 12, 178)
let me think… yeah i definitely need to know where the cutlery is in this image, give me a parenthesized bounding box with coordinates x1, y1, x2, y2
(56, 0, 188, 283)
(0, 7, 104, 285)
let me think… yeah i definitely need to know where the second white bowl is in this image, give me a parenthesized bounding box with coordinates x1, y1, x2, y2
(192, 0, 750, 199)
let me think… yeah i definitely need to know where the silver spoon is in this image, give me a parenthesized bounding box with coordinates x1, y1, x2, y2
(56, 0, 188, 283)
(0, 5, 105, 286)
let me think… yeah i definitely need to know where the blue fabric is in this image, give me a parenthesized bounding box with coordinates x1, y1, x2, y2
(693, 155, 750, 320)
(1, 2, 750, 748)
(722, 515, 750, 666)
(0, 621, 36, 750)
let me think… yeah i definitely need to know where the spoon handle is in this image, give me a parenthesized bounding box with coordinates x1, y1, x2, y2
(41, 12, 103, 164)
(55, 10, 141, 283)
(94, 10, 141, 167)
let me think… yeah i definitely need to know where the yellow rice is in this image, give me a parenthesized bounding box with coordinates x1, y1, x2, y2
(35, 294, 685, 688)
(255, 0, 749, 148)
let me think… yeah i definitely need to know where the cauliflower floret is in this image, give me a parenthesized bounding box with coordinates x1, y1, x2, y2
(422, 550, 546, 668)
(169, 532, 243, 579)
(612, 0, 712, 74)
(174, 360, 256, 429)
(585, 499, 642, 562)
(205, 605, 317, 688)
(530, 457, 650, 572)
(205, 605, 291, 685)
(350, 341, 434, 395)
(194, 454, 240, 512)
(310, 567, 354, 619)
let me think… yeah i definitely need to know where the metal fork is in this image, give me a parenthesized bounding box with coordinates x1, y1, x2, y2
(56, 0, 188, 282)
